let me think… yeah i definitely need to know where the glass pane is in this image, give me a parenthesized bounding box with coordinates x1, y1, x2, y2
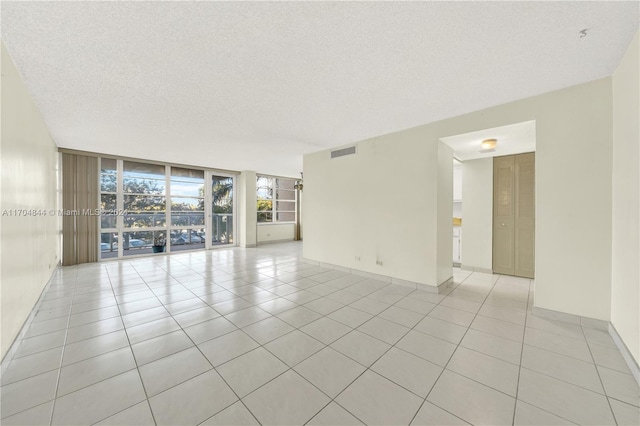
(257, 176, 273, 199)
(100, 174, 117, 192)
(101, 194, 116, 211)
(257, 211, 273, 223)
(171, 212, 205, 227)
(100, 158, 116, 173)
(123, 195, 166, 228)
(170, 228, 205, 252)
(212, 214, 233, 245)
(277, 179, 295, 190)
(277, 189, 295, 201)
(277, 211, 295, 222)
(171, 167, 204, 179)
(101, 215, 117, 229)
(123, 177, 165, 194)
(122, 231, 155, 257)
(212, 176, 233, 214)
(170, 181, 203, 197)
(123, 161, 165, 178)
(100, 232, 118, 259)
(276, 201, 295, 212)
(171, 197, 204, 211)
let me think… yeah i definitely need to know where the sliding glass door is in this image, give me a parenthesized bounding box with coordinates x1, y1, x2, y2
(99, 158, 236, 260)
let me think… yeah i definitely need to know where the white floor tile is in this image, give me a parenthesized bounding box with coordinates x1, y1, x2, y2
(521, 344, 603, 393)
(243, 370, 331, 425)
(149, 370, 237, 425)
(301, 317, 352, 345)
(198, 329, 259, 367)
(0, 370, 58, 419)
(372, 347, 442, 397)
(95, 401, 155, 425)
(330, 330, 391, 367)
(264, 330, 324, 367)
(0, 401, 53, 426)
(415, 316, 467, 344)
(307, 402, 364, 425)
(447, 346, 520, 397)
(57, 347, 136, 396)
(242, 316, 295, 345)
(51, 370, 146, 425)
(138, 347, 212, 396)
(460, 328, 522, 365)
(357, 316, 409, 345)
(427, 370, 515, 426)
(396, 330, 457, 366)
(294, 347, 366, 397)
(411, 401, 471, 425)
(131, 330, 194, 366)
(517, 368, 616, 425)
(216, 347, 288, 397)
(513, 400, 576, 425)
(200, 401, 259, 425)
(609, 398, 640, 426)
(336, 370, 423, 426)
(597, 366, 640, 407)
(1, 347, 62, 386)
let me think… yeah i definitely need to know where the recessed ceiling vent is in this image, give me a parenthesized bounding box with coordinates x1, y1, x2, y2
(330, 146, 357, 159)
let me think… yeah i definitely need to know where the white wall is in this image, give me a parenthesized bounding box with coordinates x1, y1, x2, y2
(453, 164, 463, 202)
(238, 171, 257, 248)
(611, 30, 639, 366)
(304, 127, 449, 288)
(257, 223, 296, 243)
(305, 77, 613, 320)
(1, 42, 60, 360)
(461, 158, 493, 272)
(437, 142, 454, 284)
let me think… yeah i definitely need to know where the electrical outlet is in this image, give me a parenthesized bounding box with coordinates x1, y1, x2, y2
(354, 256, 361, 262)
(376, 260, 383, 266)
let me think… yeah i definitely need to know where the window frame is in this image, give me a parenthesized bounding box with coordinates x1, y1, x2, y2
(256, 175, 297, 224)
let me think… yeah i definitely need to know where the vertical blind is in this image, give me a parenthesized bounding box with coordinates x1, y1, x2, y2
(62, 153, 99, 265)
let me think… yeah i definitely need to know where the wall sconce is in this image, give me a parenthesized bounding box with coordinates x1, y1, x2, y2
(294, 172, 303, 191)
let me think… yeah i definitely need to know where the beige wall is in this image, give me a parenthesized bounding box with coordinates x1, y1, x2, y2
(303, 127, 449, 287)
(305, 77, 613, 319)
(1, 42, 60, 360)
(611, 30, 640, 366)
(461, 158, 493, 271)
(257, 223, 295, 244)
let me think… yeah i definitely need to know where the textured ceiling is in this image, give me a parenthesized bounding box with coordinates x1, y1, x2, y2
(2, 1, 638, 176)
(441, 120, 536, 161)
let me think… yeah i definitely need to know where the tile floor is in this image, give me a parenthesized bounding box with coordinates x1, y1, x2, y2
(1, 242, 639, 425)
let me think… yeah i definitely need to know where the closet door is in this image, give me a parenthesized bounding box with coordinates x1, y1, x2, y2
(493, 156, 515, 275)
(515, 153, 535, 278)
(493, 153, 535, 278)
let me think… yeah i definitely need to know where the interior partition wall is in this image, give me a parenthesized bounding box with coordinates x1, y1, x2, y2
(99, 157, 236, 260)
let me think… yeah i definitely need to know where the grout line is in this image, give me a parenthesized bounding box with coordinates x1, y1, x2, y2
(511, 276, 532, 425)
(581, 321, 619, 425)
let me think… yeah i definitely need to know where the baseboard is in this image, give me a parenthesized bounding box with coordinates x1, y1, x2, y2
(241, 243, 257, 248)
(532, 306, 639, 387)
(1, 265, 60, 374)
(460, 264, 493, 274)
(609, 323, 640, 386)
(302, 258, 448, 293)
(256, 238, 295, 245)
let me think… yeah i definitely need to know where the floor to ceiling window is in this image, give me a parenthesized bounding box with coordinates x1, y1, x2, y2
(99, 157, 236, 260)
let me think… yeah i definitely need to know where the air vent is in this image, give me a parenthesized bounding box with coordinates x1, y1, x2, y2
(331, 146, 357, 159)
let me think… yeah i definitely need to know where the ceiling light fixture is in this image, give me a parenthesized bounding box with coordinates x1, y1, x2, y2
(481, 139, 497, 150)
